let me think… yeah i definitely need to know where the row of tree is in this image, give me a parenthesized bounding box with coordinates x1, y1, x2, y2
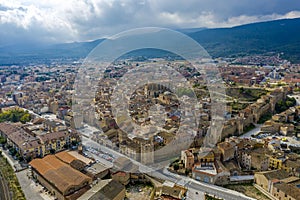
(0, 109, 31, 123)
(275, 96, 297, 113)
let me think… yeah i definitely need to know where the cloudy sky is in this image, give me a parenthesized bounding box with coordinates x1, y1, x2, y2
(0, 0, 300, 46)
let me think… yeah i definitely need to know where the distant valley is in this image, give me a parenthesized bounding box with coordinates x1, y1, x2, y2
(1, 18, 300, 65)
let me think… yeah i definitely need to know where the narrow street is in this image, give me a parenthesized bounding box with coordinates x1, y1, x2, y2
(239, 124, 262, 138)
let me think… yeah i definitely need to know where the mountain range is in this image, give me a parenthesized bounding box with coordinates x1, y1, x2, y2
(0, 18, 300, 65)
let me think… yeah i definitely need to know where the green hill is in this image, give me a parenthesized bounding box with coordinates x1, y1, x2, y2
(1, 18, 300, 64)
(189, 18, 300, 62)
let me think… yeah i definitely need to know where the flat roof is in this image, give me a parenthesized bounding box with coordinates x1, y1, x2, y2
(78, 179, 124, 200)
(85, 163, 110, 174)
(193, 164, 217, 175)
(230, 175, 254, 181)
(67, 151, 94, 165)
(163, 181, 175, 188)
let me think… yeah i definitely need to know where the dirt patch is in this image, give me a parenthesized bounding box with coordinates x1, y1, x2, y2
(225, 184, 270, 200)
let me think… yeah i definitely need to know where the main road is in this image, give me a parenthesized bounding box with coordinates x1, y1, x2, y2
(82, 136, 255, 200)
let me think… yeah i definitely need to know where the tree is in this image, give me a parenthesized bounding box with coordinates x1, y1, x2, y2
(245, 89, 251, 95)
(9, 148, 17, 156)
(71, 140, 78, 147)
(11, 113, 18, 122)
(173, 163, 179, 170)
(275, 97, 296, 113)
(20, 113, 30, 124)
(0, 137, 7, 145)
(25, 156, 32, 163)
(185, 169, 190, 176)
(239, 87, 244, 93)
(0, 109, 31, 123)
(50, 149, 56, 154)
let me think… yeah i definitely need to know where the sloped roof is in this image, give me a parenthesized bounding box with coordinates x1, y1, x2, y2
(284, 160, 300, 169)
(218, 141, 235, 150)
(29, 155, 91, 194)
(19, 139, 42, 151)
(78, 179, 124, 200)
(30, 155, 66, 175)
(38, 131, 66, 143)
(261, 169, 290, 181)
(0, 122, 19, 135)
(32, 118, 45, 125)
(274, 182, 300, 199)
(56, 151, 76, 164)
(89, 180, 124, 200)
(281, 176, 300, 184)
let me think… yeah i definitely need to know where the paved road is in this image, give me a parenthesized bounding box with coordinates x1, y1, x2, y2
(82, 137, 255, 200)
(160, 167, 255, 200)
(0, 147, 23, 172)
(186, 186, 205, 200)
(239, 124, 262, 138)
(15, 169, 53, 200)
(288, 94, 300, 105)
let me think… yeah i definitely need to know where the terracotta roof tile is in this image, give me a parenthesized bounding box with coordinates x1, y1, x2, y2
(29, 155, 91, 194)
(55, 151, 76, 164)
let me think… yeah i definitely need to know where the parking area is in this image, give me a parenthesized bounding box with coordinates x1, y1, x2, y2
(84, 146, 115, 165)
(16, 169, 55, 200)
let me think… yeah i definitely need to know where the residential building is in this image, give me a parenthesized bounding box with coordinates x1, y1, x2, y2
(282, 160, 300, 176)
(38, 130, 81, 157)
(112, 171, 130, 185)
(272, 182, 300, 200)
(197, 150, 215, 164)
(0, 122, 81, 160)
(267, 152, 286, 170)
(217, 141, 236, 162)
(240, 148, 270, 171)
(254, 169, 290, 192)
(156, 181, 187, 200)
(181, 150, 194, 170)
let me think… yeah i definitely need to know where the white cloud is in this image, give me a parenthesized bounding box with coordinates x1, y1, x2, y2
(220, 11, 300, 27)
(280, 11, 300, 19)
(0, 0, 299, 45)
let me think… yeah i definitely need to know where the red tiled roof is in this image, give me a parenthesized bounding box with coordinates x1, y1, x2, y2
(30, 155, 92, 194)
(55, 151, 76, 164)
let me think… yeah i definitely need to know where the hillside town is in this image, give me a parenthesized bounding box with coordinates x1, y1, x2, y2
(0, 57, 299, 200)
